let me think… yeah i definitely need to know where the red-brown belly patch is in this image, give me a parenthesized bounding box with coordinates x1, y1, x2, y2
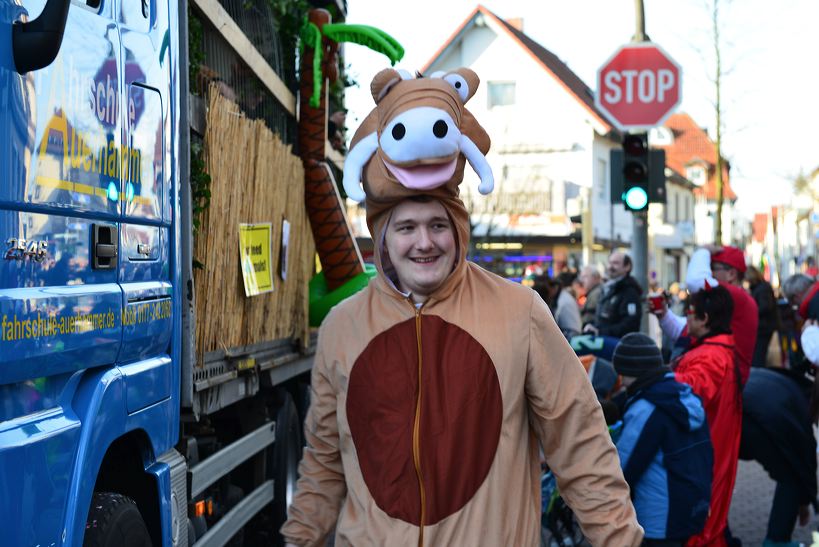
(346, 315, 502, 525)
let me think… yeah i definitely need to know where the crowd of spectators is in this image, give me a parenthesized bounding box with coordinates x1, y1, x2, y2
(532, 248, 819, 547)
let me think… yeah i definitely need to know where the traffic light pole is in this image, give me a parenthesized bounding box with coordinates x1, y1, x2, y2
(632, 0, 650, 333)
(632, 209, 649, 333)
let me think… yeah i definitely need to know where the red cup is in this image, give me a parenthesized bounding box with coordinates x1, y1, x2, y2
(648, 292, 666, 313)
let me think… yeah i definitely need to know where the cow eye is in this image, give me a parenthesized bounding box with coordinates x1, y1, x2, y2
(443, 73, 469, 101)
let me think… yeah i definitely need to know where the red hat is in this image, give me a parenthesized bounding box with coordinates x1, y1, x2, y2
(711, 246, 747, 273)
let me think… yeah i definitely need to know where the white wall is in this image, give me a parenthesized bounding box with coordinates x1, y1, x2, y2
(429, 18, 635, 245)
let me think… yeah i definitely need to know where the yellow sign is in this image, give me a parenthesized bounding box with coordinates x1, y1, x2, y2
(239, 223, 274, 296)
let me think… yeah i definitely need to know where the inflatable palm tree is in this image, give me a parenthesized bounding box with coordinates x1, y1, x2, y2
(298, 9, 403, 299)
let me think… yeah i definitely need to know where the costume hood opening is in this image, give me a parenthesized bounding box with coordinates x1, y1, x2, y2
(367, 191, 470, 301)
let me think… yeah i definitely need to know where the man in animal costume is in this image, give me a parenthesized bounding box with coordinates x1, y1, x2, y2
(281, 67, 642, 546)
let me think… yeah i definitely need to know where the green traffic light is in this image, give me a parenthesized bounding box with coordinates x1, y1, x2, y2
(623, 186, 648, 211)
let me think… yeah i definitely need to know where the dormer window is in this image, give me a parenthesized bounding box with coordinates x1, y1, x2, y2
(649, 126, 674, 146)
(686, 165, 706, 186)
(488, 81, 515, 108)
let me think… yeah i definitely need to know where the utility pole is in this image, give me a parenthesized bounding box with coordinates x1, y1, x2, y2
(631, 0, 649, 332)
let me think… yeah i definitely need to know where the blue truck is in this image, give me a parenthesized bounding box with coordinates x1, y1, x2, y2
(0, 0, 328, 544)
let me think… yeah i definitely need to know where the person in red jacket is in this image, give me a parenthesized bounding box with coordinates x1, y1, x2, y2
(656, 245, 757, 384)
(673, 286, 742, 547)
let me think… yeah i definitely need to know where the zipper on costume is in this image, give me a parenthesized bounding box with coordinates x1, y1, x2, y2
(411, 303, 427, 547)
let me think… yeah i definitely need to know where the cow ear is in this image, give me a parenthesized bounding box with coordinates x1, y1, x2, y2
(442, 68, 480, 103)
(371, 68, 402, 103)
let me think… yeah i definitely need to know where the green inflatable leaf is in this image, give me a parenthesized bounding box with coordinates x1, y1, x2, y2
(300, 20, 325, 108)
(300, 21, 405, 109)
(322, 24, 404, 65)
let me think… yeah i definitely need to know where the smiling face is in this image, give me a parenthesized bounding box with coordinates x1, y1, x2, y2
(384, 199, 457, 304)
(607, 252, 631, 280)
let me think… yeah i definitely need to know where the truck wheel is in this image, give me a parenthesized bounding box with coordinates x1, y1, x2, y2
(271, 393, 302, 545)
(84, 491, 152, 547)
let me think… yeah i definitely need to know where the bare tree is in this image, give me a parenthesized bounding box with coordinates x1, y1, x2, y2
(712, 0, 727, 243)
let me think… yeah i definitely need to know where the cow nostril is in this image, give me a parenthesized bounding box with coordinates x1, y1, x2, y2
(433, 120, 448, 138)
(391, 123, 406, 140)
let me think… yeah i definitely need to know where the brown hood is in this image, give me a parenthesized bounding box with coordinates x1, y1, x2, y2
(353, 69, 490, 303)
(366, 189, 470, 304)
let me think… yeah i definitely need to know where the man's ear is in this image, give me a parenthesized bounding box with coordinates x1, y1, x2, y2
(371, 68, 402, 103)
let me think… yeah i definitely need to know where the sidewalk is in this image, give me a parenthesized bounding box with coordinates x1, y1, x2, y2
(729, 460, 819, 545)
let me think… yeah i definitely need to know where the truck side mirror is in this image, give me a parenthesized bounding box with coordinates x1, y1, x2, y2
(12, 0, 71, 74)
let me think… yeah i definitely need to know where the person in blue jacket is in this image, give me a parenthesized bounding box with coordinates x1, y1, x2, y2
(612, 333, 714, 546)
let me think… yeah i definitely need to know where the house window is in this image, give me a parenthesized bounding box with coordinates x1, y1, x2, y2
(686, 166, 706, 187)
(597, 158, 607, 199)
(487, 81, 515, 108)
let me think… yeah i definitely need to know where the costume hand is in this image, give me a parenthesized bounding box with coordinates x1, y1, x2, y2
(803, 319, 818, 332)
(582, 324, 599, 336)
(799, 504, 811, 526)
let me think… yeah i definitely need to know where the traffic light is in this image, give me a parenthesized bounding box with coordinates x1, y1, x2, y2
(609, 134, 666, 210)
(621, 132, 649, 211)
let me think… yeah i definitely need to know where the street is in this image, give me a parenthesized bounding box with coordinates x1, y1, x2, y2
(730, 460, 819, 546)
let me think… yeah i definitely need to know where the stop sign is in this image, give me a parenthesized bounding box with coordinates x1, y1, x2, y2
(595, 43, 682, 131)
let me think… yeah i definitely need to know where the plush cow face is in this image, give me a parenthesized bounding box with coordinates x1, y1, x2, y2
(343, 67, 493, 202)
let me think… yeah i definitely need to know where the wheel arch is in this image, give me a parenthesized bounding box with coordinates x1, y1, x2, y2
(91, 429, 162, 546)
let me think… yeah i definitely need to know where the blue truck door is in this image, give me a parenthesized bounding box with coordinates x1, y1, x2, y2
(116, 0, 175, 439)
(0, 0, 125, 543)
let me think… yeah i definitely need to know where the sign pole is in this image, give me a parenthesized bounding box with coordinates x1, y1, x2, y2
(633, 0, 649, 333)
(595, 1, 682, 335)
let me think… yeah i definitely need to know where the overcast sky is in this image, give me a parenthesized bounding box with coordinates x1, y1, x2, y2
(343, 0, 819, 218)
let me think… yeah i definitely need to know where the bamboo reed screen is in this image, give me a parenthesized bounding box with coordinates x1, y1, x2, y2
(194, 85, 314, 358)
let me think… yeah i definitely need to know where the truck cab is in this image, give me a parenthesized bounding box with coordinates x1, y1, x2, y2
(0, 0, 184, 543)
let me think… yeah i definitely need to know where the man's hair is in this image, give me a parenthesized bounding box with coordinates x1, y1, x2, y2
(782, 274, 814, 303)
(532, 274, 557, 298)
(622, 253, 632, 268)
(689, 285, 733, 334)
(745, 265, 762, 285)
(556, 271, 577, 288)
(405, 194, 435, 203)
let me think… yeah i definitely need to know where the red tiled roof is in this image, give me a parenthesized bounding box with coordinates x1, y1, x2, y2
(657, 112, 736, 201)
(421, 5, 615, 134)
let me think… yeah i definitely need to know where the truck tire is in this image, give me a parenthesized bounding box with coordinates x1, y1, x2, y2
(271, 393, 302, 545)
(84, 491, 151, 547)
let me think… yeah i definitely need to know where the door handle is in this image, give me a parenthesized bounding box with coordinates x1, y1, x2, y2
(92, 224, 118, 270)
(96, 244, 117, 258)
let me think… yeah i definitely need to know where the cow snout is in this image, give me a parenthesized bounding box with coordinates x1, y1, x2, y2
(380, 106, 460, 163)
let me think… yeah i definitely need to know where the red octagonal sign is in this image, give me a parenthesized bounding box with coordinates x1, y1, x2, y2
(595, 42, 682, 131)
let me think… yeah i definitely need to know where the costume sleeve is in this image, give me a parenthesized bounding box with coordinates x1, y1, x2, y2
(660, 310, 687, 342)
(597, 285, 641, 337)
(674, 352, 725, 407)
(526, 294, 643, 546)
(685, 248, 719, 293)
(280, 338, 347, 546)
